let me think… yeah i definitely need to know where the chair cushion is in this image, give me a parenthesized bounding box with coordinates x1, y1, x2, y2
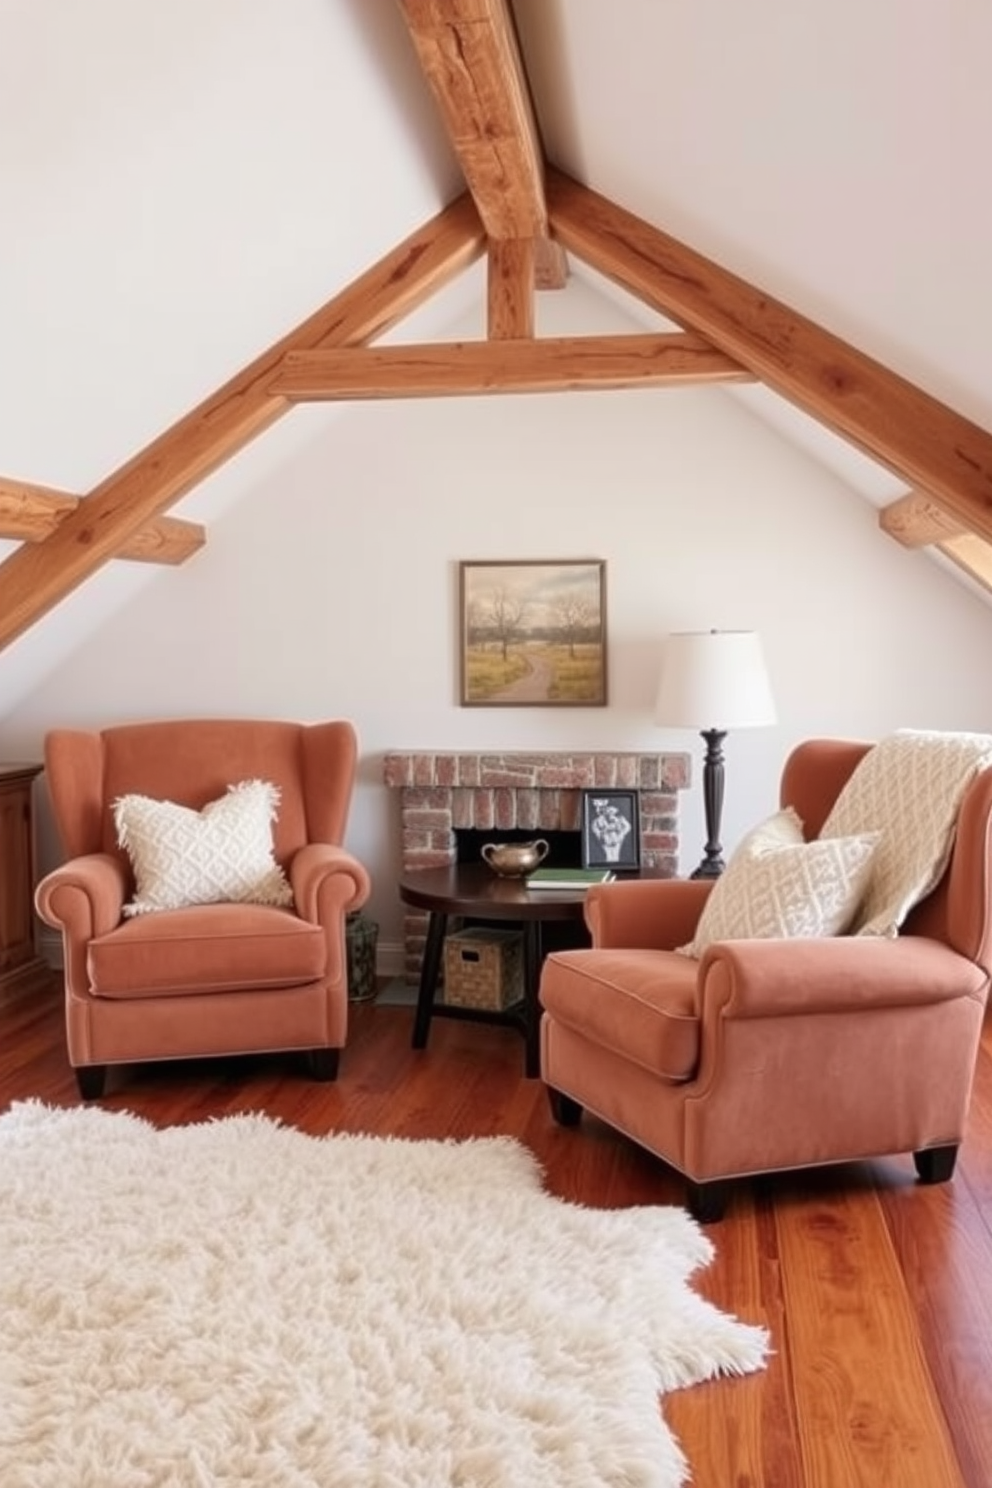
(540, 948, 700, 1081)
(680, 807, 879, 958)
(820, 728, 992, 937)
(114, 780, 293, 917)
(88, 903, 326, 998)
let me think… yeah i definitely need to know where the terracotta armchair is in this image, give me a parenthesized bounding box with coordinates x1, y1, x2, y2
(35, 719, 370, 1099)
(540, 738, 992, 1221)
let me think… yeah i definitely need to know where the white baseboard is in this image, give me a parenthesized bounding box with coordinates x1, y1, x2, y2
(375, 940, 405, 978)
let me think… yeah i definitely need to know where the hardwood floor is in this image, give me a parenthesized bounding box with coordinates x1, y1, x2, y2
(3, 975, 991, 1488)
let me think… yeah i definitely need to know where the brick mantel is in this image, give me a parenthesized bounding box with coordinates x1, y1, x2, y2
(384, 749, 690, 980)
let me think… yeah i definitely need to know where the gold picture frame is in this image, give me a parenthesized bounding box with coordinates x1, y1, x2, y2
(459, 559, 607, 707)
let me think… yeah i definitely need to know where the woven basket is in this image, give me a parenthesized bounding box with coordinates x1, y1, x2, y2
(442, 927, 524, 1011)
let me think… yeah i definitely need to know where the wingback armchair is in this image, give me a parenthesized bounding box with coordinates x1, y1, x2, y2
(540, 738, 992, 1221)
(34, 718, 371, 1099)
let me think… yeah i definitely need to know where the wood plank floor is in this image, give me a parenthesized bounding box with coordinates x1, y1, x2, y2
(2, 975, 991, 1488)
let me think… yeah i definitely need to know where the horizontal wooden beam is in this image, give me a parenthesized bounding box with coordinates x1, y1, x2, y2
(546, 169, 992, 543)
(396, 0, 566, 289)
(270, 333, 751, 400)
(0, 477, 205, 564)
(879, 490, 968, 549)
(0, 192, 486, 651)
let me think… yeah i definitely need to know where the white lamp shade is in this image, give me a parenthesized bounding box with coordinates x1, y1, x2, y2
(654, 630, 777, 731)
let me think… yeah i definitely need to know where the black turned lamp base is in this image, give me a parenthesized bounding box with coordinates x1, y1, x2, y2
(691, 728, 728, 880)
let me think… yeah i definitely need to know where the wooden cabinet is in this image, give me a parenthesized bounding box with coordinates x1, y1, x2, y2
(0, 763, 48, 996)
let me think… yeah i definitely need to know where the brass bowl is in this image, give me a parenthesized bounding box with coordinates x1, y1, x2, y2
(480, 839, 550, 878)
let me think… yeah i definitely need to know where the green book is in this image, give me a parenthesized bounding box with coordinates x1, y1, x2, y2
(527, 867, 616, 889)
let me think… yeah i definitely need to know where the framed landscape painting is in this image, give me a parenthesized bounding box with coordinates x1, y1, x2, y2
(459, 559, 607, 706)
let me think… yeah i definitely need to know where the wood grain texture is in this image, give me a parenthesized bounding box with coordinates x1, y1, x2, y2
(487, 237, 535, 338)
(396, 0, 547, 239)
(0, 193, 485, 649)
(879, 490, 968, 548)
(395, 0, 566, 288)
(271, 332, 752, 399)
(546, 168, 992, 543)
(2, 976, 990, 1486)
(0, 477, 204, 564)
(879, 490, 992, 596)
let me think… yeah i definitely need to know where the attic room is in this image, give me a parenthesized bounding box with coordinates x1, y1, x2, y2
(2, 1, 991, 1484)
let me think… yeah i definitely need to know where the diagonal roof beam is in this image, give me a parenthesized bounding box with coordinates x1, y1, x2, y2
(395, 0, 567, 329)
(546, 168, 992, 544)
(0, 477, 205, 565)
(0, 193, 485, 652)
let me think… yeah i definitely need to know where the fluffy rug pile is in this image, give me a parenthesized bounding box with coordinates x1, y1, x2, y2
(0, 1101, 768, 1487)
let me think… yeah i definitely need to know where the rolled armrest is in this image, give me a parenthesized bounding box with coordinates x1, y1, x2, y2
(585, 877, 714, 950)
(34, 853, 129, 941)
(290, 843, 371, 924)
(699, 934, 989, 1020)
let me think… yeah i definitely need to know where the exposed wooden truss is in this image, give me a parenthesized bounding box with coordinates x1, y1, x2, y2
(0, 477, 204, 565)
(269, 333, 751, 400)
(3, 4, 992, 648)
(879, 490, 969, 548)
(880, 490, 992, 596)
(544, 170, 992, 549)
(0, 195, 485, 652)
(395, 0, 567, 334)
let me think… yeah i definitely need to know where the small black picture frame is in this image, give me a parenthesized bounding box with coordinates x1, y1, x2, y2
(580, 789, 641, 871)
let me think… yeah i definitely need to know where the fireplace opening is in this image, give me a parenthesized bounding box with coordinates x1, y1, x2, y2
(384, 748, 689, 983)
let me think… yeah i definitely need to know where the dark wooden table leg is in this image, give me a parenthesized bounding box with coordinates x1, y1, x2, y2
(412, 910, 447, 1049)
(522, 920, 543, 1079)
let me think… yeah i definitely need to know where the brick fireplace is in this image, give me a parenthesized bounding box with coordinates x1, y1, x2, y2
(384, 749, 691, 981)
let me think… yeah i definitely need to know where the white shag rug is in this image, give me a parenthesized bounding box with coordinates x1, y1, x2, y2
(0, 1101, 768, 1487)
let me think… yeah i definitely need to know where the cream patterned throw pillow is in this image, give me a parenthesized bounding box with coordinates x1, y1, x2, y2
(679, 806, 879, 958)
(114, 779, 294, 917)
(820, 729, 992, 937)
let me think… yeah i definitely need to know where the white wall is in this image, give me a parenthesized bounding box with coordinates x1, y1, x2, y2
(3, 1, 991, 974)
(5, 271, 991, 970)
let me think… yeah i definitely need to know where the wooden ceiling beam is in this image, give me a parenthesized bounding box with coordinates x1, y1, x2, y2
(270, 333, 752, 400)
(0, 477, 205, 565)
(395, 0, 567, 309)
(879, 490, 968, 548)
(546, 168, 992, 544)
(487, 239, 535, 339)
(879, 488, 992, 597)
(0, 193, 485, 651)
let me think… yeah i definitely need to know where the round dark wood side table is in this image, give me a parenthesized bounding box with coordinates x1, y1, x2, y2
(398, 863, 589, 1078)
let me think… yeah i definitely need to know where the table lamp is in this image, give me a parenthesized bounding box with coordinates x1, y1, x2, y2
(654, 629, 776, 879)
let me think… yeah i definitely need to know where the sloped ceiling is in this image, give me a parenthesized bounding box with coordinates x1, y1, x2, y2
(2, 0, 991, 668)
(510, 0, 992, 555)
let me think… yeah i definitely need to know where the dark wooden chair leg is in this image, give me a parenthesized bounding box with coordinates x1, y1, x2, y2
(685, 1177, 732, 1224)
(547, 1087, 583, 1126)
(75, 1065, 107, 1101)
(914, 1144, 959, 1183)
(307, 1048, 340, 1082)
